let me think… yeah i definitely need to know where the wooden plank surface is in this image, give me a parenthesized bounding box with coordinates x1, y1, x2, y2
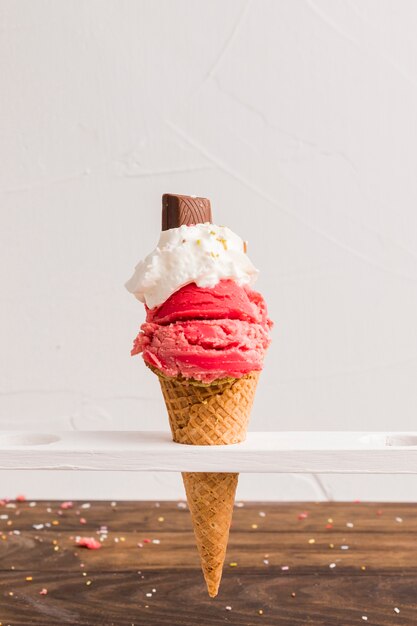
(0, 500, 416, 625)
(2, 431, 417, 473)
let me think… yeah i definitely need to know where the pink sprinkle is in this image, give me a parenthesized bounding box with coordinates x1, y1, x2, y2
(16, 495, 26, 502)
(60, 501, 74, 510)
(142, 538, 151, 544)
(79, 518, 87, 525)
(137, 543, 144, 548)
(354, 499, 361, 503)
(39, 588, 48, 595)
(297, 512, 308, 520)
(75, 537, 102, 550)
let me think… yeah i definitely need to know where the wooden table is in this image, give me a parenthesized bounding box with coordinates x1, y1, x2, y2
(0, 500, 415, 625)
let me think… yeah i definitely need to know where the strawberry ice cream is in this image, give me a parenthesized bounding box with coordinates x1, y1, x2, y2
(131, 280, 272, 383)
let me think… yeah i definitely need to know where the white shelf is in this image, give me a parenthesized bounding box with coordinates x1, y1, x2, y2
(1, 431, 417, 473)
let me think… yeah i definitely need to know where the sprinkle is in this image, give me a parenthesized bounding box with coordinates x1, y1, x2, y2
(152, 588, 156, 593)
(325, 524, 333, 529)
(52, 520, 59, 526)
(137, 543, 143, 548)
(341, 545, 349, 550)
(291, 592, 296, 598)
(25, 576, 33, 581)
(15, 494, 26, 502)
(362, 617, 368, 621)
(263, 559, 269, 565)
(235, 502, 244, 508)
(298, 512, 308, 520)
(111, 502, 117, 507)
(81, 503, 91, 509)
(229, 562, 238, 567)
(75, 537, 102, 550)
(33, 524, 44, 530)
(394, 607, 400, 614)
(327, 518, 333, 523)
(346, 522, 354, 528)
(39, 588, 48, 595)
(329, 543, 335, 549)
(395, 517, 403, 523)
(281, 565, 289, 571)
(80, 518, 87, 525)
(251, 524, 258, 529)
(8, 591, 13, 596)
(86, 580, 92, 586)
(152, 539, 161, 544)
(258, 609, 263, 615)
(60, 501, 73, 510)
(308, 538, 315, 544)
(329, 563, 336, 569)
(177, 502, 187, 509)
(196, 239, 201, 245)
(157, 517, 164, 522)
(376, 509, 383, 516)
(146, 592, 152, 597)
(259, 511, 266, 518)
(361, 565, 366, 571)
(225, 606, 232, 611)
(54, 545, 59, 551)
(243, 241, 248, 253)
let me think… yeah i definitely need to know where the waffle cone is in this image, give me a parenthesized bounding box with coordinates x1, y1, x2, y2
(156, 370, 259, 597)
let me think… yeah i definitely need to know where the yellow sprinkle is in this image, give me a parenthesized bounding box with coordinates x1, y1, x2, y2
(1, 534, 6, 540)
(327, 518, 333, 523)
(52, 520, 59, 526)
(210, 251, 219, 258)
(210, 230, 216, 235)
(158, 517, 164, 522)
(86, 580, 92, 586)
(196, 239, 201, 245)
(308, 538, 315, 544)
(329, 543, 335, 549)
(251, 524, 258, 529)
(217, 237, 228, 250)
(25, 576, 33, 582)
(54, 545, 59, 551)
(229, 562, 238, 567)
(258, 609, 264, 615)
(120, 536, 126, 542)
(52, 539, 58, 545)
(361, 565, 366, 571)
(8, 592, 13, 596)
(7, 520, 12, 526)
(82, 572, 87, 577)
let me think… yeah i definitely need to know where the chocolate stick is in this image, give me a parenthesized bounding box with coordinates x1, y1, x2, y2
(162, 194, 212, 231)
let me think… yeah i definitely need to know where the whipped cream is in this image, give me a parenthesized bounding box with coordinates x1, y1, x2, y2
(125, 223, 258, 308)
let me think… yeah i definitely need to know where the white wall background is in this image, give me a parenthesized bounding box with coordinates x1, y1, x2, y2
(1, 0, 417, 501)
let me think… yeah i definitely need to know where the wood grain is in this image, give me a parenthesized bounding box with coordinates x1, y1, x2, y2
(0, 501, 416, 625)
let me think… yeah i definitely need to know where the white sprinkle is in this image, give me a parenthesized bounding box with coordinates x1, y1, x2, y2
(152, 588, 156, 593)
(146, 592, 152, 598)
(394, 607, 400, 614)
(0, 515, 8, 520)
(263, 559, 269, 565)
(33, 524, 44, 530)
(341, 545, 349, 550)
(395, 517, 403, 523)
(225, 606, 232, 611)
(259, 511, 266, 517)
(152, 539, 161, 544)
(235, 502, 244, 508)
(362, 617, 368, 621)
(29, 502, 37, 507)
(111, 501, 117, 507)
(346, 522, 354, 528)
(329, 563, 336, 569)
(177, 502, 187, 509)
(81, 503, 91, 509)
(12, 530, 20, 535)
(6, 503, 16, 509)
(281, 566, 289, 571)
(46, 507, 52, 513)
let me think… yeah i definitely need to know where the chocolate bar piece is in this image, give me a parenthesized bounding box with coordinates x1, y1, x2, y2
(162, 194, 212, 231)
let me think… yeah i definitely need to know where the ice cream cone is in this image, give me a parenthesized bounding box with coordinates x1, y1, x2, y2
(155, 369, 259, 596)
